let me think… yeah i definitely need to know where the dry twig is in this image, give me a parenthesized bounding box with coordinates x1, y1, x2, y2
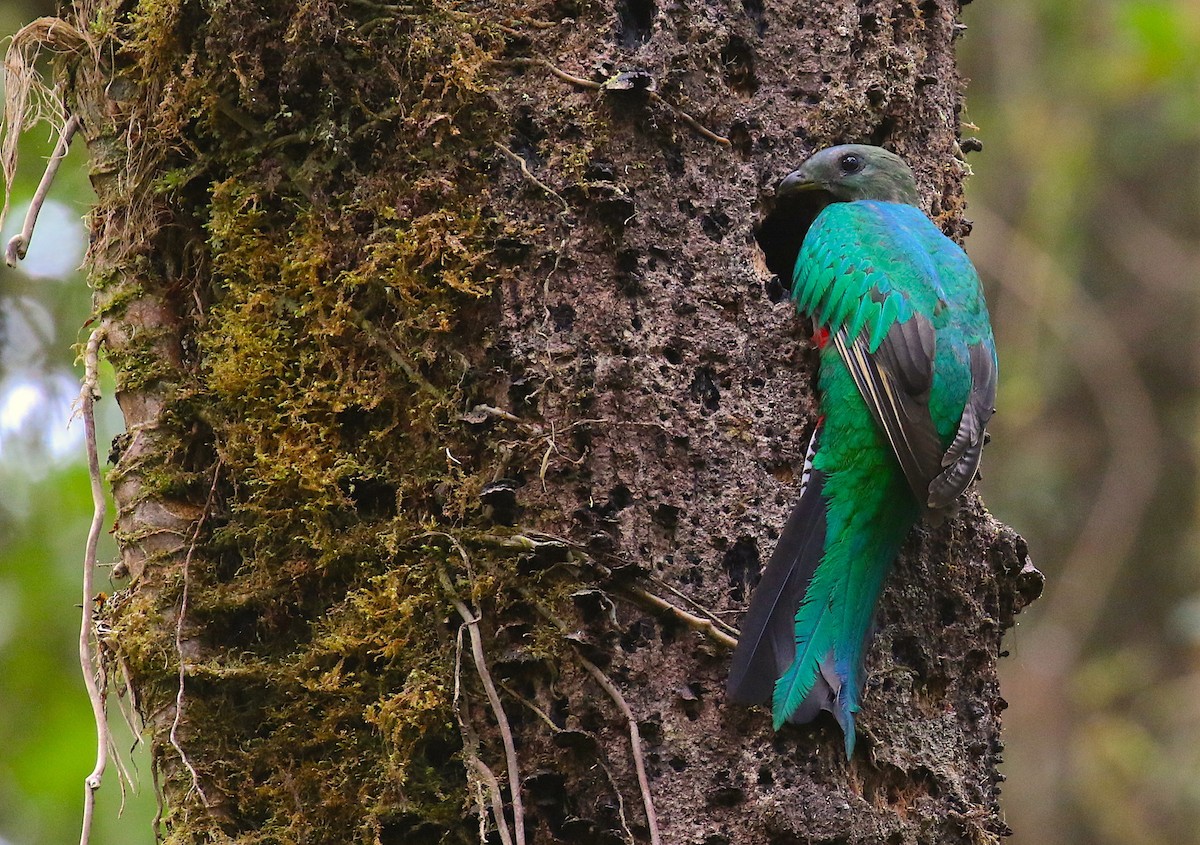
(533, 60, 731, 146)
(433, 533, 527, 845)
(483, 531, 739, 649)
(495, 141, 570, 214)
(169, 462, 223, 808)
(499, 682, 637, 845)
(531, 602, 662, 845)
(574, 654, 661, 845)
(646, 91, 731, 147)
(629, 587, 737, 649)
(647, 574, 740, 638)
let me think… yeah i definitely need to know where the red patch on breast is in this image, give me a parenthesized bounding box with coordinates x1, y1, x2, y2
(811, 327, 831, 349)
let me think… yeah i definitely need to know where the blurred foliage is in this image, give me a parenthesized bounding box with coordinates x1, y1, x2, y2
(962, 0, 1200, 842)
(2, 0, 1198, 843)
(0, 2, 154, 844)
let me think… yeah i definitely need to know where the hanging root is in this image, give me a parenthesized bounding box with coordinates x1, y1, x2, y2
(530, 601, 662, 845)
(573, 655, 662, 845)
(494, 141, 570, 214)
(454, 627, 515, 845)
(432, 533, 527, 845)
(77, 327, 110, 845)
(5, 114, 79, 266)
(169, 462, 223, 809)
(0, 16, 95, 232)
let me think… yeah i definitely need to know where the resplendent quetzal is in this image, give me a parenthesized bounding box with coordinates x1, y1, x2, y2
(727, 144, 998, 756)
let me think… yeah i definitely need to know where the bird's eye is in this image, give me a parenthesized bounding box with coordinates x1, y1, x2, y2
(838, 153, 864, 174)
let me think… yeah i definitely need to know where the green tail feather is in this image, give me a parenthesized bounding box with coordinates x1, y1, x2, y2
(768, 352, 921, 753)
(770, 602, 830, 730)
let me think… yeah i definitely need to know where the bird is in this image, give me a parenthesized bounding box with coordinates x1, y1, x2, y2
(726, 144, 998, 757)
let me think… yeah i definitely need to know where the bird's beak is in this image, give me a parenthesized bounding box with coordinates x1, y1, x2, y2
(777, 170, 822, 197)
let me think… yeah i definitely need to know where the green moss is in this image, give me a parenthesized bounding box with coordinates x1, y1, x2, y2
(82, 0, 587, 840)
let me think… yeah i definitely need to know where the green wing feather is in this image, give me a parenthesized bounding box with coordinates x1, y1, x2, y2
(792, 201, 997, 511)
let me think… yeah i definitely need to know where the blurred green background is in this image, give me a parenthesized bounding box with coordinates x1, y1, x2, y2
(0, 1, 158, 842)
(963, 1, 1200, 842)
(2, 0, 1198, 842)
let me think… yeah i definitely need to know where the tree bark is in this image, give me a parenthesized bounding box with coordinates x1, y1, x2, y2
(62, 0, 1041, 842)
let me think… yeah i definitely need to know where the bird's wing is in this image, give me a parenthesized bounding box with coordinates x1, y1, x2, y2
(927, 340, 996, 509)
(794, 201, 990, 509)
(832, 322, 945, 505)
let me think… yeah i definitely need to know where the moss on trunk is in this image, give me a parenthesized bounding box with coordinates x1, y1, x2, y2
(60, 0, 1041, 841)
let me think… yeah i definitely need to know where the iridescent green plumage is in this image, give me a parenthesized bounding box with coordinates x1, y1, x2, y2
(728, 146, 998, 756)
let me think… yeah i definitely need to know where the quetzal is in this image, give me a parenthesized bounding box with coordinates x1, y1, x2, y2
(726, 144, 998, 757)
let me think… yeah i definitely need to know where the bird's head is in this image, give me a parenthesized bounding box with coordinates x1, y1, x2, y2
(777, 144, 920, 205)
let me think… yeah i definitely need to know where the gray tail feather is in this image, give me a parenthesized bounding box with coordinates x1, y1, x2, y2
(785, 658, 839, 725)
(726, 431, 828, 706)
(786, 659, 858, 757)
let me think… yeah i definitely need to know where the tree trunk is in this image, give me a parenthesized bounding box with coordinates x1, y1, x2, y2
(62, 0, 1040, 841)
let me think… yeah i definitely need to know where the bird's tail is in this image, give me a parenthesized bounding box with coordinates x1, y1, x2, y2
(770, 473, 915, 756)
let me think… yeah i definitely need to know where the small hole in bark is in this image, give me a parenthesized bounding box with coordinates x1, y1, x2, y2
(869, 116, 897, 146)
(637, 718, 662, 743)
(701, 210, 732, 242)
(339, 475, 397, 519)
(723, 536, 761, 602)
(690, 366, 721, 411)
(550, 695, 570, 728)
(549, 302, 575, 331)
(653, 503, 681, 529)
(721, 35, 759, 95)
(608, 484, 633, 511)
(616, 0, 656, 48)
(741, 0, 767, 35)
(729, 120, 754, 156)
(891, 633, 927, 674)
(938, 596, 958, 626)
(679, 682, 703, 719)
(706, 785, 746, 807)
(481, 479, 520, 525)
(512, 106, 546, 154)
(621, 617, 656, 652)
